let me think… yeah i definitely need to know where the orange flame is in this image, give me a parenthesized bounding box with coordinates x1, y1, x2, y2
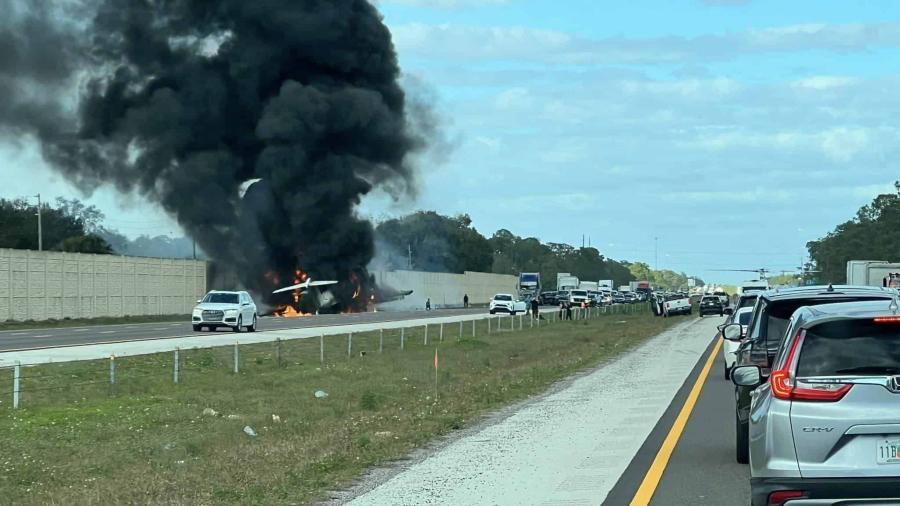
(274, 305, 312, 318)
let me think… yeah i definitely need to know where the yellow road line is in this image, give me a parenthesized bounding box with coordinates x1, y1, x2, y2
(629, 338, 723, 506)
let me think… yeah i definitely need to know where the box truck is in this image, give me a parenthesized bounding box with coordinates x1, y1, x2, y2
(846, 260, 900, 288)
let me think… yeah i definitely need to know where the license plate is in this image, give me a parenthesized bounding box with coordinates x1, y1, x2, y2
(877, 440, 900, 464)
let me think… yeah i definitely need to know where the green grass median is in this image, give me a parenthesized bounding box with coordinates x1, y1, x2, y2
(0, 308, 689, 505)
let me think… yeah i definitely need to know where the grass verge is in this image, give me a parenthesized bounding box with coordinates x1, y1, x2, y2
(0, 314, 189, 331)
(0, 308, 690, 504)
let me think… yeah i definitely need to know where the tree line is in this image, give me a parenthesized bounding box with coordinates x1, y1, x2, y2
(374, 211, 701, 290)
(1, 198, 702, 289)
(807, 182, 900, 283)
(0, 197, 199, 258)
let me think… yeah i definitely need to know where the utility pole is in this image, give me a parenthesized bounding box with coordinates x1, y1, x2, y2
(34, 193, 42, 251)
(192, 239, 197, 260)
(654, 236, 658, 272)
(407, 243, 412, 270)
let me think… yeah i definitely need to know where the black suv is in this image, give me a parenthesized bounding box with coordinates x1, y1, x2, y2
(731, 285, 897, 464)
(699, 295, 724, 317)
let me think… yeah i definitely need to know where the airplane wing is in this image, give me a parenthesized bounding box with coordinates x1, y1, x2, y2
(272, 279, 339, 294)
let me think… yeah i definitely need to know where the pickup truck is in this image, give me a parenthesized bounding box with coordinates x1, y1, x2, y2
(663, 294, 692, 316)
(489, 294, 528, 315)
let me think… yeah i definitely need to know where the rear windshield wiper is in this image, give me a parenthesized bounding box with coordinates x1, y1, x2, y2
(833, 366, 900, 375)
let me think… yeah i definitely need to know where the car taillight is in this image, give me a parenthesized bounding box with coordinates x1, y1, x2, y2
(769, 330, 851, 402)
(874, 316, 900, 324)
(792, 380, 852, 401)
(768, 490, 806, 506)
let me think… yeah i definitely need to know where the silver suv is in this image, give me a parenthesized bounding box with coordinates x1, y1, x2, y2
(733, 298, 900, 506)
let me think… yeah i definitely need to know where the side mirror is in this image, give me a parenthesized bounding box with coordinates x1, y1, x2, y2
(196, 299, 202, 304)
(731, 365, 762, 387)
(724, 307, 734, 316)
(722, 323, 743, 341)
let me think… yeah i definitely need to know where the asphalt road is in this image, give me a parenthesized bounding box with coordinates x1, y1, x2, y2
(0, 308, 487, 352)
(604, 316, 751, 505)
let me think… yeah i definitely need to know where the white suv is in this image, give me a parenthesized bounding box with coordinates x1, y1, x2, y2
(192, 291, 258, 332)
(489, 294, 527, 315)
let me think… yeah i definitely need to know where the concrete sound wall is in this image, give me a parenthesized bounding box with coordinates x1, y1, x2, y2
(374, 269, 517, 309)
(0, 249, 207, 322)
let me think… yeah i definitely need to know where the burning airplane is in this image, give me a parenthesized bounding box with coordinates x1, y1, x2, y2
(269, 269, 412, 316)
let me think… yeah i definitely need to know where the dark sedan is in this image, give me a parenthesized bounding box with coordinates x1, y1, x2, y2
(698, 295, 724, 316)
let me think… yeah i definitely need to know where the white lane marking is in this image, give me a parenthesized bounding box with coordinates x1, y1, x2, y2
(72, 329, 89, 332)
(33, 334, 51, 338)
(99, 331, 115, 334)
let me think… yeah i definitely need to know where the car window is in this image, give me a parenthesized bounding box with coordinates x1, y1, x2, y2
(737, 295, 758, 309)
(797, 320, 900, 377)
(747, 298, 767, 341)
(738, 311, 752, 325)
(494, 295, 512, 301)
(763, 297, 891, 349)
(203, 293, 239, 304)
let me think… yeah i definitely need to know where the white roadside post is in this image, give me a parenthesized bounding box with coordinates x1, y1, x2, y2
(233, 341, 239, 374)
(347, 332, 353, 358)
(459, 321, 463, 340)
(13, 362, 21, 409)
(173, 348, 180, 384)
(401, 328, 405, 350)
(487, 317, 491, 334)
(379, 329, 384, 353)
(424, 325, 429, 345)
(109, 355, 116, 387)
(320, 333, 325, 363)
(472, 319, 476, 337)
(439, 322, 444, 342)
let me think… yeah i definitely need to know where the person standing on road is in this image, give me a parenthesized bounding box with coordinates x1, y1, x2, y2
(565, 302, 573, 320)
(531, 297, 539, 319)
(425, 298, 431, 311)
(463, 294, 469, 308)
(559, 300, 565, 320)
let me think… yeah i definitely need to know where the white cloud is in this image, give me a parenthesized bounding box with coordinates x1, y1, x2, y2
(494, 87, 534, 110)
(684, 127, 876, 162)
(664, 188, 793, 203)
(791, 76, 860, 90)
(820, 127, 870, 162)
(391, 21, 900, 65)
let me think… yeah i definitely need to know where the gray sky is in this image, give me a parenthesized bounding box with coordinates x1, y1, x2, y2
(3, 0, 899, 284)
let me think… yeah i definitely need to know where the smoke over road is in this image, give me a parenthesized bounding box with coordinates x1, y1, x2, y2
(0, 0, 425, 311)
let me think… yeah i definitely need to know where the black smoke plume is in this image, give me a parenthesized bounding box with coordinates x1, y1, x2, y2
(0, 0, 424, 312)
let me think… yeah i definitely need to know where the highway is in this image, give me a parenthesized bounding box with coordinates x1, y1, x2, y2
(605, 317, 751, 505)
(0, 308, 486, 352)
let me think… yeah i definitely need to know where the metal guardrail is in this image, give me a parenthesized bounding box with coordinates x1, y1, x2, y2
(1, 303, 650, 410)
